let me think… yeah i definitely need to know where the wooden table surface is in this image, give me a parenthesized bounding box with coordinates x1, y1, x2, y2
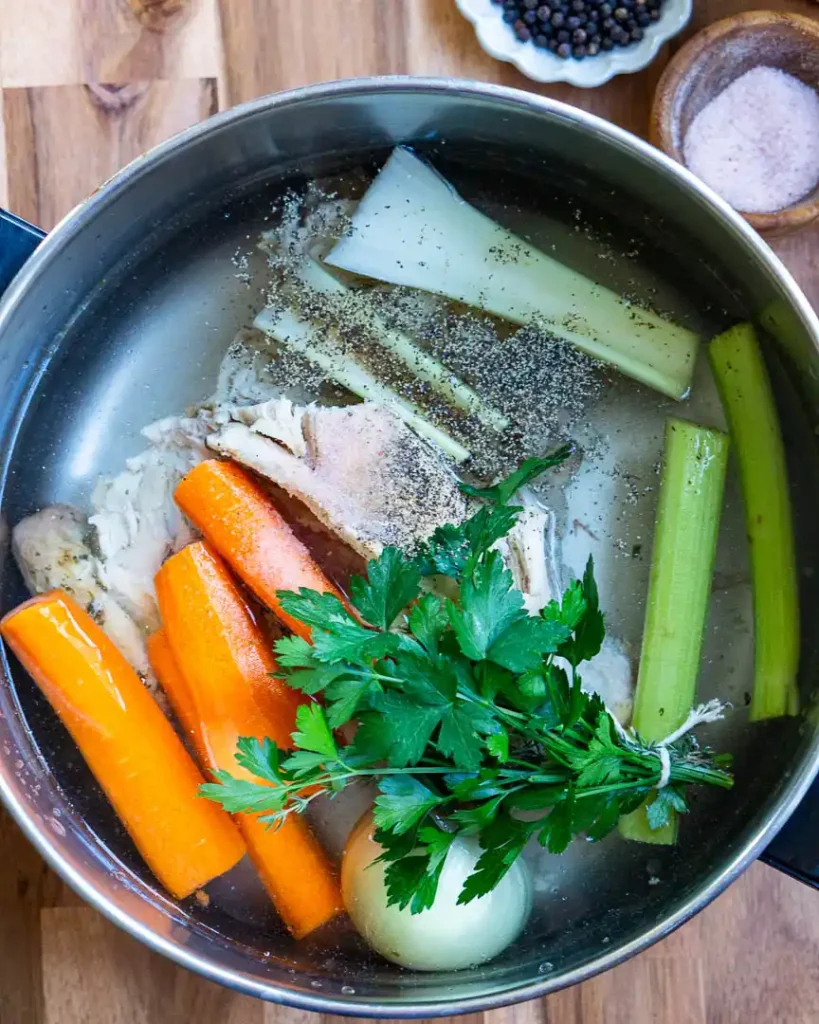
(1, 1, 819, 1022)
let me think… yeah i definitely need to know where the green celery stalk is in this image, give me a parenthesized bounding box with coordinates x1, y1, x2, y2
(620, 417, 729, 844)
(709, 323, 799, 720)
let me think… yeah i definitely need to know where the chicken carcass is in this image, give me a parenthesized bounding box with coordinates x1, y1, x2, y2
(208, 398, 468, 559)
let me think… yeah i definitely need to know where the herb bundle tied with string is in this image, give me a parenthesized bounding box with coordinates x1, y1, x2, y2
(202, 447, 733, 913)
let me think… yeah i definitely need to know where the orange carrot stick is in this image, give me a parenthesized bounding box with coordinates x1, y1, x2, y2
(155, 543, 343, 938)
(147, 628, 201, 751)
(0, 591, 245, 899)
(174, 460, 342, 639)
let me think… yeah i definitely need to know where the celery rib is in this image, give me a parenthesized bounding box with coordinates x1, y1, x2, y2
(709, 323, 799, 721)
(620, 417, 729, 845)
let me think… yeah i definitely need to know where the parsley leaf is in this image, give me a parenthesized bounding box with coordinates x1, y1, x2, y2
(448, 551, 524, 660)
(408, 594, 449, 656)
(368, 691, 444, 767)
(458, 814, 536, 904)
(537, 793, 574, 853)
(349, 547, 421, 629)
(487, 615, 571, 673)
(374, 775, 445, 834)
(557, 557, 605, 667)
(199, 773, 286, 816)
(276, 588, 352, 630)
(234, 736, 284, 784)
(438, 702, 491, 771)
(459, 443, 575, 505)
(414, 505, 521, 578)
(291, 703, 337, 760)
(311, 621, 399, 665)
(646, 785, 688, 830)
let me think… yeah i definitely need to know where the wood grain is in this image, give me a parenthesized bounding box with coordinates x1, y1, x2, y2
(1, 0, 819, 1021)
(0, 0, 221, 87)
(3, 78, 216, 228)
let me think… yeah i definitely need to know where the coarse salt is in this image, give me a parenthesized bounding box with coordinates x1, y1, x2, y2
(683, 66, 819, 214)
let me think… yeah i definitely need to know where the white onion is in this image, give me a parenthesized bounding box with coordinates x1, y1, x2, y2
(341, 813, 532, 971)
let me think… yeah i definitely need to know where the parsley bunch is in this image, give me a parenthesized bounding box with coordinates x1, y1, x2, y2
(201, 449, 733, 913)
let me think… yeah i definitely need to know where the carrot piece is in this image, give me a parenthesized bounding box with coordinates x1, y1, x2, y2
(147, 628, 201, 751)
(0, 591, 245, 899)
(174, 460, 342, 639)
(155, 542, 343, 939)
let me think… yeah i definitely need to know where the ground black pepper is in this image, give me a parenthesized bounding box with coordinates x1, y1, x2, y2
(492, 0, 664, 58)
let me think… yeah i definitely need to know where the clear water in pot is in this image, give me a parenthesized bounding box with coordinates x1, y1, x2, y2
(3, 144, 815, 990)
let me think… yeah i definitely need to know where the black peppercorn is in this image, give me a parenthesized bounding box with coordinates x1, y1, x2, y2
(493, 0, 664, 58)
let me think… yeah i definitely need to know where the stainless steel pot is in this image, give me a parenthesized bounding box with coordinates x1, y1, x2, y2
(1, 78, 818, 1016)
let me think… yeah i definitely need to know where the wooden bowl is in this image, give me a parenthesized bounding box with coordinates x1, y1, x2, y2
(650, 11, 819, 236)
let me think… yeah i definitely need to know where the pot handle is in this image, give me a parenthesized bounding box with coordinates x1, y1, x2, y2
(761, 777, 819, 887)
(0, 209, 46, 294)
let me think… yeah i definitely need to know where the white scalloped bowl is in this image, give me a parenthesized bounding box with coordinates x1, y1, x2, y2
(455, 0, 692, 88)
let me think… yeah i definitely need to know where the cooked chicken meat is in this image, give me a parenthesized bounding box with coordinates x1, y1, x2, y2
(208, 399, 468, 559)
(498, 501, 561, 616)
(11, 414, 212, 692)
(89, 414, 210, 631)
(11, 504, 154, 683)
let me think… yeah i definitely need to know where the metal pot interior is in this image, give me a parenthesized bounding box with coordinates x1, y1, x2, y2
(0, 81, 818, 1014)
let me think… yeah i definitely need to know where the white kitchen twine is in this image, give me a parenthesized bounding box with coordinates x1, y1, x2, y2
(609, 698, 728, 789)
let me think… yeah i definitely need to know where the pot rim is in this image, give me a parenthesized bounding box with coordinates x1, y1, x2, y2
(1, 75, 818, 1016)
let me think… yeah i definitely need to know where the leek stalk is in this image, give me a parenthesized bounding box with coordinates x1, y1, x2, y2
(326, 148, 699, 401)
(253, 305, 471, 463)
(620, 417, 729, 844)
(296, 258, 509, 432)
(709, 323, 799, 720)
